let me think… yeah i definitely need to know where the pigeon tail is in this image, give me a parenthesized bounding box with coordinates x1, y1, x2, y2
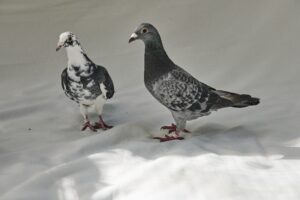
(215, 90, 260, 108)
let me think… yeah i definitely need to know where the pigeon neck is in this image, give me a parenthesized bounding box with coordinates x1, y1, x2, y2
(144, 45, 174, 82)
(66, 45, 95, 78)
(66, 44, 88, 67)
(144, 36, 164, 51)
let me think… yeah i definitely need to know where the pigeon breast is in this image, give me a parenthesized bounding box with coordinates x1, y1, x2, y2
(61, 66, 102, 104)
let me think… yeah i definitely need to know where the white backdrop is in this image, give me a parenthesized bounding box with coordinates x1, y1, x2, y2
(0, 0, 299, 199)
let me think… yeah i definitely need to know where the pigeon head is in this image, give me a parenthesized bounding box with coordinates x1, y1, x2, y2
(129, 23, 163, 48)
(56, 32, 80, 51)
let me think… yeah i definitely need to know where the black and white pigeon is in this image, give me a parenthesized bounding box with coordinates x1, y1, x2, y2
(129, 23, 260, 142)
(56, 32, 114, 131)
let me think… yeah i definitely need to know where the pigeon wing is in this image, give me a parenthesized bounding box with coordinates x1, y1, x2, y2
(154, 68, 234, 112)
(94, 65, 115, 99)
(61, 68, 69, 93)
(153, 68, 211, 111)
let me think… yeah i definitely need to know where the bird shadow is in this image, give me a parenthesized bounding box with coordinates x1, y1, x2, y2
(113, 123, 300, 162)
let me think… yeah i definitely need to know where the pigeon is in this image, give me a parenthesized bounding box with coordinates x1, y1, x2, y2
(129, 23, 260, 142)
(56, 32, 114, 131)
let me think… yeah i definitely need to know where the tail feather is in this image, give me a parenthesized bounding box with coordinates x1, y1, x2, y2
(215, 90, 260, 108)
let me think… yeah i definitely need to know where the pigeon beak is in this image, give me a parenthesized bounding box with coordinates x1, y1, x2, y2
(55, 45, 62, 51)
(55, 41, 64, 51)
(129, 33, 138, 43)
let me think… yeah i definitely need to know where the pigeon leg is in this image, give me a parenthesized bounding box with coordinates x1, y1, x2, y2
(80, 104, 96, 132)
(161, 123, 190, 133)
(93, 96, 113, 130)
(153, 130, 184, 142)
(94, 115, 113, 130)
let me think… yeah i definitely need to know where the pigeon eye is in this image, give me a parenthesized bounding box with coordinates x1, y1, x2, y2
(141, 28, 148, 34)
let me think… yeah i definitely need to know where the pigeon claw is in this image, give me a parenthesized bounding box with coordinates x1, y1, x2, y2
(81, 121, 97, 132)
(153, 135, 185, 142)
(129, 32, 138, 43)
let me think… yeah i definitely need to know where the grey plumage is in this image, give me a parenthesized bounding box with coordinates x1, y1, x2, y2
(129, 23, 259, 139)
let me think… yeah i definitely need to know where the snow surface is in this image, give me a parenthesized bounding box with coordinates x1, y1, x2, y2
(1, 0, 300, 199)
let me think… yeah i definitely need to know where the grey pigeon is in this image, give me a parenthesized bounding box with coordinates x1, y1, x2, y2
(129, 23, 259, 142)
(56, 32, 114, 131)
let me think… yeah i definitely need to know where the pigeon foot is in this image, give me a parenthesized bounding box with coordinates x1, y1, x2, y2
(81, 121, 97, 132)
(154, 130, 184, 142)
(160, 123, 190, 133)
(93, 122, 113, 130)
(153, 134, 184, 142)
(93, 116, 113, 130)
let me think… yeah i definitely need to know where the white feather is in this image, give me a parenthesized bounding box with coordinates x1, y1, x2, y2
(100, 83, 107, 99)
(94, 95, 106, 114)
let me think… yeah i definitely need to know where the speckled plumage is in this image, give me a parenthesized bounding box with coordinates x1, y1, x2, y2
(129, 23, 259, 137)
(57, 32, 114, 131)
(61, 63, 114, 104)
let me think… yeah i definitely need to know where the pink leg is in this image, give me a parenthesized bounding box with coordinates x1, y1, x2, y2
(93, 115, 113, 130)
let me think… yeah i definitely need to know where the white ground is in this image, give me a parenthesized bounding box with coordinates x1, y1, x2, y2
(0, 0, 300, 199)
